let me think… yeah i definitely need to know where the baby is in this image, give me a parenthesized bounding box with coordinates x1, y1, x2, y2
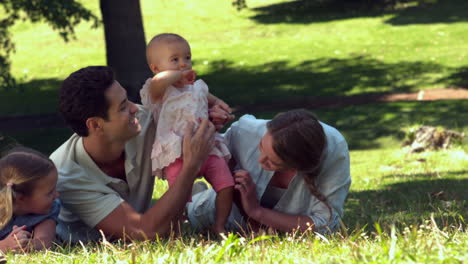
(140, 33, 234, 234)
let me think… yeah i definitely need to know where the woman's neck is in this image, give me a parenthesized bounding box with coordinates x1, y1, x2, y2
(269, 169, 297, 189)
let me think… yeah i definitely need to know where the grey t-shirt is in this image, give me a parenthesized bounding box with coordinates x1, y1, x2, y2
(50, 105, 156, 243)
(0, 199, 60, 240)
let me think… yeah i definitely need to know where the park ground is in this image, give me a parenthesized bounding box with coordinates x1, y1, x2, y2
(0, 0, 467, 263)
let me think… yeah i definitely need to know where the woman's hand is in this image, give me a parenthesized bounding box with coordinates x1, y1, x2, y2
(208, 100, 234, 130)
(0, 225, 31, 252)
(234, 170, 262, 218)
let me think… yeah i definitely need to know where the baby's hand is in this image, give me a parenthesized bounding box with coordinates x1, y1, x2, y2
(182, 69, 196, 85)
(173, 70, 196, 88)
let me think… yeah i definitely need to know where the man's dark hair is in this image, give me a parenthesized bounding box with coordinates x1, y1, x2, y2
(59, 66, 115, 137)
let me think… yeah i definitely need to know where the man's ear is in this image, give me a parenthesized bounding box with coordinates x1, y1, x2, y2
(86, 117, 104, 135)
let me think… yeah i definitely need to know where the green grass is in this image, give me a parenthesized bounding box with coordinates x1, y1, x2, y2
(3, 0, 468, 115)
(1, 0, 467, 262)
(2, 145, 467, 263)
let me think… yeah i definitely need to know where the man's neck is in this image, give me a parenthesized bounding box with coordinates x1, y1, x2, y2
(82, 135, 125, 165)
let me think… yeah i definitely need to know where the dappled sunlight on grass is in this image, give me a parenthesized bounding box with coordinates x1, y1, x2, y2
(202, 58, 466, 106)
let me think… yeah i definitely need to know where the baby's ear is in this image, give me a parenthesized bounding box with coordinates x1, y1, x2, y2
(150, 63, 159, 73)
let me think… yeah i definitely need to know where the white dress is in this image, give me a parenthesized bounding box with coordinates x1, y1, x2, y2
(140, 78, 231, 178)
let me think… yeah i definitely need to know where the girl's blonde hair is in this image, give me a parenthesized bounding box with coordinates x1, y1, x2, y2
(0, 148, 55, 229)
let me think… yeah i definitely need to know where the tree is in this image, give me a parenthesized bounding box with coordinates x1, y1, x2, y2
(100, 0, 152, 102)
(1, 0, 151, 101)
(0, 0, 99, 90)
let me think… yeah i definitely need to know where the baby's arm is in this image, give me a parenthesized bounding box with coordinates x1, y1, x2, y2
(0, 225, 31, 252)
(150, 70, 196, 101)
(28, 219, 56, 250)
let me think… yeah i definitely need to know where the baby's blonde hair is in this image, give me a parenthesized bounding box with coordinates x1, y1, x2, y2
(0, 148, 55, 229)
(146, 33, 188, 67)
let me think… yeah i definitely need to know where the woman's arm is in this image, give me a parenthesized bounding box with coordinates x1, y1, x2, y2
(29, 219, 56, 250)
(234, 170, 316, 233)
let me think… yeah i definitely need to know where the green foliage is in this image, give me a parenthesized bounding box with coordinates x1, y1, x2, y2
(0, 0, 99, 90)
(232, 0, 248, 11)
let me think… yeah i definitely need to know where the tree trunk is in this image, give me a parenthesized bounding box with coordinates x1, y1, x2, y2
(100, 0, 151, 102)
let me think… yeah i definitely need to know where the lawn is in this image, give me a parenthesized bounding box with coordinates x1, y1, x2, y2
(1, 0, 467, 262)
(2, 0, 468, 115)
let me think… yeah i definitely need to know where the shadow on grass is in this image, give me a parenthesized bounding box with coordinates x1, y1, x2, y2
(437, 66, 468, 88)
(248, 0, 468, 25)
(0, 78, 62, 115)
(247, 100, 467, 150)
(3, 127, 73, 156)
(344, 177, 468, 233)
(385, 0, 468, 25)
(203, 56, 464, 106)
(314, 100, 468, 150)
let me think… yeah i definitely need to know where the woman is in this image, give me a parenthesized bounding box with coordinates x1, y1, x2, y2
(187, 109, 351, 234)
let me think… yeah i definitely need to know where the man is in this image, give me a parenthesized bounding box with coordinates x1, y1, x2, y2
(50, 66, 231, 242)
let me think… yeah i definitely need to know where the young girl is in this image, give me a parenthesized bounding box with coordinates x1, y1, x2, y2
(140, 33, 234, 234)
(0, 148, 60, 252)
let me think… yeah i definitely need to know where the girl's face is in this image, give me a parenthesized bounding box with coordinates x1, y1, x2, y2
(153, 40, 192, 73)
(15, 169, 59, 215)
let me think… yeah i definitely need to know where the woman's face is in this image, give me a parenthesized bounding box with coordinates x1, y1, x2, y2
(258, 132, 289, 171)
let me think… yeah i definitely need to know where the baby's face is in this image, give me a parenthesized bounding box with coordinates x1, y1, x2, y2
(151, 40, 192, 73)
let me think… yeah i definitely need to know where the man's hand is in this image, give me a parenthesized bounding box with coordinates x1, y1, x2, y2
(182, 118, 216, 175)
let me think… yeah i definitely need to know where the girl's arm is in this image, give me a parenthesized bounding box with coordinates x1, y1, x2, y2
(0, 225, 31, 252)
(150, 70, 196, 102)
(28, 219, 56, 250)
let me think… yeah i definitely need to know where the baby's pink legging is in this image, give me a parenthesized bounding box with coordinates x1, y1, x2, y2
(165, 155, 234, 202)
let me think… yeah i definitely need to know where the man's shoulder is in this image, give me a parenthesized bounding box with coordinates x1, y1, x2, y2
(50, 134, 88, 184)
(50, 134, 80, 166)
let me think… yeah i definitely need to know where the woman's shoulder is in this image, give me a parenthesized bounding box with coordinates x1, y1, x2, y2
(230, 114, 269, 134)
(319, 121, 348, 152)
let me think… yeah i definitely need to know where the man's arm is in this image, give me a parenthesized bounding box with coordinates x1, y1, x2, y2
(95, 119, 215, 240)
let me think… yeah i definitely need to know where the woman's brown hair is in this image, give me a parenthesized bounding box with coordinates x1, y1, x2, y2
(0, 148, 55, 229)
(267, 109, 332, 223)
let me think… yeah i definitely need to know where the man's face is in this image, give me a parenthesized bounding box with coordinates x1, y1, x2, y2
(100, 81, 141, 142)
(152, 40, 192, 73)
